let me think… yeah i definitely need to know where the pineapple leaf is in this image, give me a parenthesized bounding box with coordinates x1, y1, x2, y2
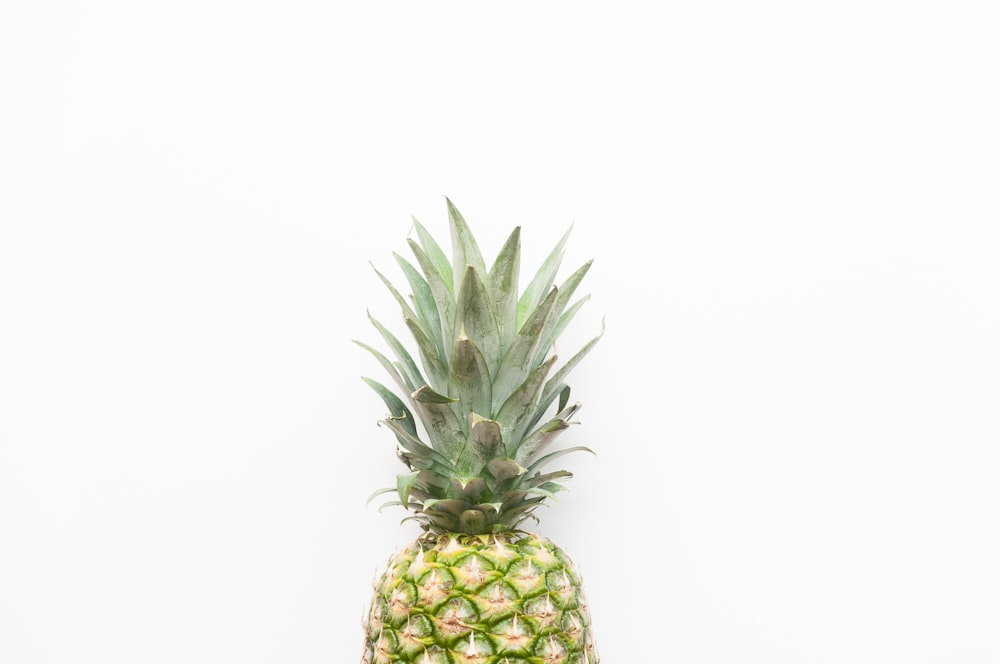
(467, 415, 504, 473)
(496, 353, 558, 448)
(492, 286, 560, 412)
(367, 314, 424, 391)
(407, 239, 456, 354)
(531, 260, 593, 368)
(404, 316, 449, 392)
(449, 337, 492, 427)
(412, 384, 457, 404)
(380, 415, 453, 469)
(525, 445, 594, 475)
(540, 319, 604, 411)
(365, 486, 397, 507)
(488, 226, 521, 350)
(526, 470, 573, 488)
(396, 471, 421, 506)
(370, 263, 418, 322)
(524, 383, 572, 434)
(410, 386, 466, 463)
(355, 342, 413, 403)
(515, 402, 581, 465)
(455, 265, 502, 376)
(412, 216, 454, 296)
(459, 509, 488, 534)
(517, 225, 571, 330)
(393, 253, 445, 360)
(360, 376, 417, 439)
(538, 295, 591, 369)
(486, 457, 526, 483)
(447, 198, 488, 291)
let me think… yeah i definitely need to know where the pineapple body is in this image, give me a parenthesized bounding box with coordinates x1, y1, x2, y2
(362, 533, 598, 664)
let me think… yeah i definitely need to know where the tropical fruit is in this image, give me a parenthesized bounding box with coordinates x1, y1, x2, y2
(359, 199, 602, 663)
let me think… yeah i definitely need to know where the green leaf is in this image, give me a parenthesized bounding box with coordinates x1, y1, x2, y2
(446, 198, 488, 292)
(524, 384, 572, 435)
(393, 252, 445, 359)
(355, 341, 413, 401)
(371, 263, 417, 322)
(412, 216, 454, 296)
(367, 314, 424, 391)
(492, 286, 559, 412)
(496, 354, 558, 448)
(540, 319, 604, 410)
(412, 384, 457, 404)
(515, 402, 581, 464)
(408, 239, 455, 354)
(449, 337, 492, 427)
(360, 376, 417, 439)
(365, 486, 396, 507)
(526, 470, 573, 488)
(488, 226, 521, 350)
(534, 295, 590, 371)
(468, 415, 504, 472)
(422, 498, 467, 517)
(411, 386, 466, 463)
(380, 415, 453, 469)
(524, 483, 567, 501)
(397, 471, 421, 506)
(404, 317, 449, 392)
(517, 225, 571, 330)
(454, 265, 502, 376)
(451, 477, 488, 503)
(530, 260, 592, 368)
(459, 509, 489, 534)
(486, 457, 526, 483)
(525, 445, 594, 476)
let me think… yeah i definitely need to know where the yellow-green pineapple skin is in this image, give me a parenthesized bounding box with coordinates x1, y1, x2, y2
(362, 533, 598, 664)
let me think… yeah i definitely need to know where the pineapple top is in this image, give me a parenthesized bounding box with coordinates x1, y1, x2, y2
(359, 199, 602, 536)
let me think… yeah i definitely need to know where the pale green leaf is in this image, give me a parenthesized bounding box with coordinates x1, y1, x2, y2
(516, 225, 571, 330)
(412, 216, 454, 295)
(454, 265, 502, 376)
(496, 354, 558, 447)
(367, 314, 424, 391)
(410, 388, 466, 463)
(486, 457, 526, 484)
(360, 376, 417, 439)
(404, 317, 449, 392)
(488, 226, 521, 350)
(467, 415, 504, 473)
(397, 471, 421, 506)
(371, 263, 417, 322)
(540, 320, 604, 410)
(530, 260, 592, 368)
(355, 341, 413, 401)
(525, 445, 594, 476)
(407, 239, 455, 352)
(515, 402, 581, 464)
(393, 252, 444, 359)
(449, 338, 492, 430)
(492, 286, 559, 412)
(447, 198, 488, 292)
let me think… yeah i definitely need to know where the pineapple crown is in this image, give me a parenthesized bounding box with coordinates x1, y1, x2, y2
(358, 198, 602, 536)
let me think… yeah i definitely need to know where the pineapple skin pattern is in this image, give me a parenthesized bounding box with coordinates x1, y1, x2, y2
(359, 200, 601, 663)
(361, 534, 597, 664)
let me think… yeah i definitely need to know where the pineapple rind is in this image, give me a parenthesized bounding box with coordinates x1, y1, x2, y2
(361, 533, 599, 664)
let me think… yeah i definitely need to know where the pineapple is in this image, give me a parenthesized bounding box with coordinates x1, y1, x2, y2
(358, 199, 602, 664)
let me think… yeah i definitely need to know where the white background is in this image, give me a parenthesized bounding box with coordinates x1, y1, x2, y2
(2, 1, 999, 662)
